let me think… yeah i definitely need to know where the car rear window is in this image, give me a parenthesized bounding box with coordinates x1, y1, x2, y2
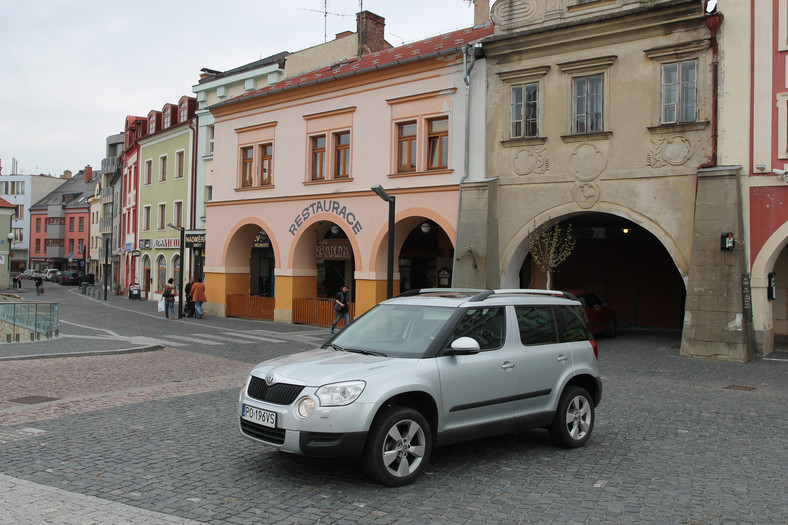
(556, 305, 590, 342)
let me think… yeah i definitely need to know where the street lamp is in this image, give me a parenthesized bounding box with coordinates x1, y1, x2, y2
(167, 222, 185, 319)
(7, 232, 14, 289)
(371, 185, 395, 299)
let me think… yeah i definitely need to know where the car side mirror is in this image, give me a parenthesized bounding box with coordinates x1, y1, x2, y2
(445, 336, 480, 356)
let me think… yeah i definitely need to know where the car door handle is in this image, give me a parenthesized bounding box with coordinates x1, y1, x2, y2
(501, 361, 515, 370)
(557, 354, 568, 363)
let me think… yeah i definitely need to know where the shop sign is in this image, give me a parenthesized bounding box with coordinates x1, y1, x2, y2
(139, 239, 151, 249)
(185, 232, 205, 249)
(252, 231, 270, 249)
(315, 239, 351, 261)
(289, 199, 363, 236)
(153, 238, 180, 249)
(131, 250, 141, 257)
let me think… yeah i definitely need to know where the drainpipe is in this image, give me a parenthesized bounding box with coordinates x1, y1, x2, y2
(698, 11, 724, 169)
(452, 43, 480, 284)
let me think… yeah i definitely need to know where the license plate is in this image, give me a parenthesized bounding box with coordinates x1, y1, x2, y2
(242, 404, 276, 428)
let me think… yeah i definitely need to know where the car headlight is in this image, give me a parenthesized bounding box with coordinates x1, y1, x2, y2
(315, 381, 366, 406)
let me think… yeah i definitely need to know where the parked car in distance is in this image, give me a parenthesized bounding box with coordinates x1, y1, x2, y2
(239, 288, 602, 486)
(565, 290, 616, 337)
(42, 269, 59, 281)
(58, 270, 80, 285)
(21, 269, 37, 279)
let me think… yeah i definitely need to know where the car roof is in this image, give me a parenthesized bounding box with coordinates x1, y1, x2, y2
(382, 288, 581, 308)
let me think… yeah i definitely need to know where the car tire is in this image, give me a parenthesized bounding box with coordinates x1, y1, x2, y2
(361, 406, 432, 487)
(549, 386, 594, 448)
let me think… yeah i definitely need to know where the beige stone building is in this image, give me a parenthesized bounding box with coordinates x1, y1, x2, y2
(454, 0, 752, 360)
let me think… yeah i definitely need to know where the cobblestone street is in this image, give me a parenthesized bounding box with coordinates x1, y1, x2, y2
(1, 286, 787, 523)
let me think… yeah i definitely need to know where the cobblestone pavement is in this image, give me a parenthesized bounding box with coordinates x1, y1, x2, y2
(1, 287, 787, 524)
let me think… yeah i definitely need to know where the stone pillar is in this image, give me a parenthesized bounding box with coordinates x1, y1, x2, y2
(453, 178, 499, 289)
(681, 166, 753, 362)
(274, 271, 317, 324)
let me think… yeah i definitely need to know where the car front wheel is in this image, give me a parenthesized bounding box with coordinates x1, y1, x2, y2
(549, 386, 594, 448)
(361, 406, 432, 487)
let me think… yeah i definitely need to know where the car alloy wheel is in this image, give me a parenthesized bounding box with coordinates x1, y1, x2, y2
(550, 385, 594, 448)
(362, 406, 432, 486)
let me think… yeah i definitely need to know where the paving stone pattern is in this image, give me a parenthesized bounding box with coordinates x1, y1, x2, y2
(1, 328, 787, 524)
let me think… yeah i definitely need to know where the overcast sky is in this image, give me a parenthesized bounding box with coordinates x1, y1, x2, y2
(0, 0, 477, 177)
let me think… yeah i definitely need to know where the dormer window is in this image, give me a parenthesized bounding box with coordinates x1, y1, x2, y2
(149, 117, 156, 134)
(180, 101, 188, 122)
(164, 109, 171, 128)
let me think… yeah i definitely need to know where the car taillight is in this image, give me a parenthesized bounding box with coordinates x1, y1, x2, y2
(590, 339, 599, 360)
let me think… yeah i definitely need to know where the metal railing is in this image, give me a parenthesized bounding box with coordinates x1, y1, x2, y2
(0, 300, 59, 342)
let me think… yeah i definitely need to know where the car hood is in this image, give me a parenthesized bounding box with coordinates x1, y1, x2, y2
(250, 348, 416, 386)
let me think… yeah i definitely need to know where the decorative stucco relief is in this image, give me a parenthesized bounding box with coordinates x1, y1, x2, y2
(568, 143, 607, 181)
(573, 183, 600, 209)
(490, 0, 539, 32)
(646, 136, 693, 168)
(513, 146, 550, 175)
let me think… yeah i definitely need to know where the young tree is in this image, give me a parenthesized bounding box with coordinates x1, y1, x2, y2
(528, 220, 575, 290)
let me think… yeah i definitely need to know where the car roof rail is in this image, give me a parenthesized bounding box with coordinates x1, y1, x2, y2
(395, 288, 486, 298)
(494, 289, 568, 298)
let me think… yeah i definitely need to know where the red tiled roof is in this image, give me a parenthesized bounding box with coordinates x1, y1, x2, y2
(218, 23, 494, 107)
(0, 197, 14, 208)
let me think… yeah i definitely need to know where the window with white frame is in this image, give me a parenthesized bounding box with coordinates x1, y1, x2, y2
(572, 75, 603, 133)
(145, 160, 152, 185)
(159, 155, 167, 182)
(164, 109, 171, 128)
(180, 101, 188, 122)
(158, 203, 166, 230)
(661, 60, 697, 124)
(208, 125, 215, 155)
(143, 205, 151, 231)
(511, 83, 539, 138)
(149, 116, 156, 134)
(174, 200, 183, 228)
(176, 151, 185, 179)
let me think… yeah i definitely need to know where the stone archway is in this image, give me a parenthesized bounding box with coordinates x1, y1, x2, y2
(751, 223, 788, 355)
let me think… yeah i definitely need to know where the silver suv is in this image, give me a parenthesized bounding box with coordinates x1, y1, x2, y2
(238, 289, 602, 486)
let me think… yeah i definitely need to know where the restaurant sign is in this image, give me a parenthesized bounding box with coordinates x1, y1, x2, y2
(315, 239, 351, 261)
(289, 199, 363, 236)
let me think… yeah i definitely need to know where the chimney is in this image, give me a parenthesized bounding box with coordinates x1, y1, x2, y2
(62, 170, 73, 179)
(84, 165, 93, 183)
(335, 30, 353, 39)
(474, 0, 490, 26)
(356, 11, 387, 56)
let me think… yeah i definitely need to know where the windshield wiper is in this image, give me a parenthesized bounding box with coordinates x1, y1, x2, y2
(343, 348, 387, 357)
(326, 342, 344, 352)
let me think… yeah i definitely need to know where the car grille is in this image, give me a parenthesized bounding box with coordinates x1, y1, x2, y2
(247, 376, 305, 405)
(241, 419, 286, 445)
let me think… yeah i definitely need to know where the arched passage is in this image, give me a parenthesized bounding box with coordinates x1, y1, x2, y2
(510, 212, 686, 331)
(751, 223, 788, 355)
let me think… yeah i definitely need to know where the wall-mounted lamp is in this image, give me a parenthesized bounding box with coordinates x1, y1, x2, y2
(330, 225, 340, 235)
(621, 228, 630, 234)
(420, 222, 431, 234)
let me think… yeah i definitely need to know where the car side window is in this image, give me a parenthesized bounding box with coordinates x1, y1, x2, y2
(449, 307, 506, 351)
(514, 306, 557, 345)
(556, 305, 590, 342)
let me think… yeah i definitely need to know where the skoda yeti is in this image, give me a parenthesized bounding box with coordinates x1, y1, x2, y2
(239, 289, 602, 486)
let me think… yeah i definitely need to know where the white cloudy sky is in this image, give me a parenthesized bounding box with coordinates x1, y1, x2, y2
(0, 0, 477, 176)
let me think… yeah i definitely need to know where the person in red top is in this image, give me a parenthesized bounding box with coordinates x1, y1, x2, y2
(190, 277, 207, 319)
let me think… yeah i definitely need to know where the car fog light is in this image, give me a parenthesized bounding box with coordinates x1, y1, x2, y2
(297, 397, 316, 418)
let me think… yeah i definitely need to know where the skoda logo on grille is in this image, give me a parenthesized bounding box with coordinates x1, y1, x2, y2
(265, 373, 276, 386)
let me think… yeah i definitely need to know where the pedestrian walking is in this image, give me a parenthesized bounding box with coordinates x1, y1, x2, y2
(184, 276, 196, 318)
(190, 277, 207, 319)
(163, 278, 177, 319)
(329, 283, 351, 333)
(34, 275, 42, 296)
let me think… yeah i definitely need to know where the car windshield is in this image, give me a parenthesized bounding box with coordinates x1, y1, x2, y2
(330, 303, 455, 358)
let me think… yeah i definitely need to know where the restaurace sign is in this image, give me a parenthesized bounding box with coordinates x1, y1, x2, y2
(289, 199, 363, 236)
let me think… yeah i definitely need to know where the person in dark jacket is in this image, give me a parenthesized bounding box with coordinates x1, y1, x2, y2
(34, 275, 43, 295)
(329, 283, 350, 333)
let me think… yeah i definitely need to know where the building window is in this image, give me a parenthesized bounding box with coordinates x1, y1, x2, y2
(79, 217, 84, 232)
(174, 201, 183, 228)
(260, 143, 273, 185)
(35, 239, 40, 253)
(36, 217, 41, 232)
(143, 206, 151, 231)
(208, 125, 215, 155)
(397, 122, 417, 173)
(180, 101, 188, 122)
(176, 151, 185, 179)
(69, 239, 74, 255)
(13, 204, 24, 219)
(12, 228, 22, 242)
(511, 83, 538, 138)
(241, 146, 254, 187)
(159, 156, 168, 182)
(69, 217, 75, 232)
(163, 109, 171, 128)
(572, 75, 603, 133)
(149, 117, 156, 135)
(661, 60, 697, 124)
(427, 118, 449, 170)
(145, 160, 152, 185)
(334, 132, 350, 178)
(311, 135, 326, 180)
(158, 204, 166, 230)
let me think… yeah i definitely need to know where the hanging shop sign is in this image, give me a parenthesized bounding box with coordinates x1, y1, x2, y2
(289, 199, 363, 236)
(315, 239, 351, 261)
(185, 231, 206, 249)
(252, 231, 271, 249)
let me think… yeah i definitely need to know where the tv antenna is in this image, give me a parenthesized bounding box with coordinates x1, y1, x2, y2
(299, 1, 356, 43)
